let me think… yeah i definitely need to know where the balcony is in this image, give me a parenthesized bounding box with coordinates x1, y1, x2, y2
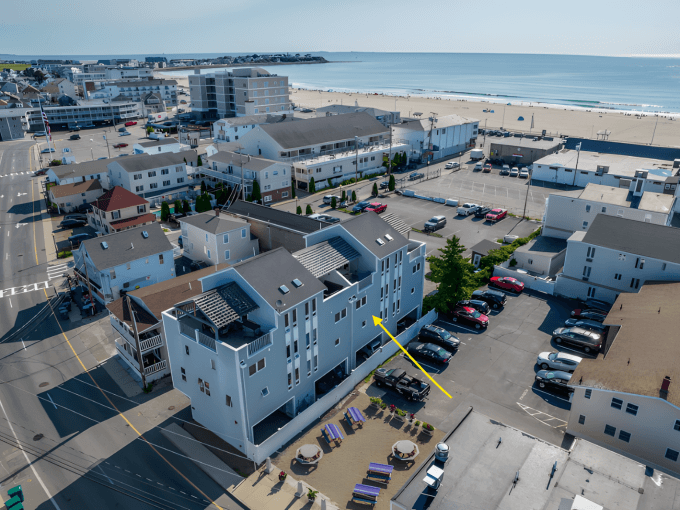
(144, 360, 167, 376)
(289, 140, 411, 170)
(178, 314, 268, 351)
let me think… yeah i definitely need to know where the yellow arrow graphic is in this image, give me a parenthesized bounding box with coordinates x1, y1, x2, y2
(373, 316, 452, 399)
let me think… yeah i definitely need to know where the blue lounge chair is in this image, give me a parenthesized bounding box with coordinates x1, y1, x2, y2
(344, 406, 366, 428)
(367, 462, 393, 483)
(352, 483, 380, 506)
(321, 423, 344, 445)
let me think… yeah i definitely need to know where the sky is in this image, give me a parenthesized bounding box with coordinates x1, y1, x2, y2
(2, 0, 679, 57)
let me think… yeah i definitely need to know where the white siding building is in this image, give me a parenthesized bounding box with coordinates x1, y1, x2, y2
(47, 158, 111, 188)
(107, 152, 192, 200)
(213, 113, 297, 143)
(87, 79, 177, 106)
(133, 138, 183, 155)
(393, 114, 479, 161)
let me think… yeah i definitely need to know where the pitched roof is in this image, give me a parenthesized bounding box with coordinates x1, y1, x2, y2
(217, 113, 297, 127)
(92, 186, 148, 212)
(258, 112, 387, 149)
(81, 223, 172, 270)
(233, 248, 326, 311)
(340, 211, 410, 257)
(570, 282, 680, 407)
(180, 212, 247, 234)
(380, 213, 411, 237)
(293, 237, 360, 278)
(469, 239, 502, 256)
(106, 296, 158, 331)
(49, 179, 102, 198)
(225, 200, 330, 234)
(189, 282, 259, 328)
(207, 151, 279, 172)
(113, 152, 189, 173)
(582, 215, 680, 264)
(51, 158, 110, 180)
(136, 138, 180, 148)
(109, 213, 156, 230)
(397, 113, 478, 131)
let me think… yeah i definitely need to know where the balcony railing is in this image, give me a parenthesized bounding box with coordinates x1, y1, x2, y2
(197, 330, 216, 352)
(358, 273, 373, 291)
(282, 139, 410, 164)
(179, 321, 197, 341)
(139, 335, 163, 353)
(247, 332, 272, 357)
(144, 360, 167, 376)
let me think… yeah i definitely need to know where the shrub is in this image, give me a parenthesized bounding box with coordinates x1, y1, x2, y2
(291, 186, 296, 199)
(160, 201, 170, 221)
(182, 200, 191, 214)
(174, 199, 182, 213)
(330, 196, 337, 209)
(396, 409, 407, 417)
(307, 489, 318, 501)
(200, 180, 207, 194)
(305, 204, 313, 215)
(380, 402, 387, 410)
(372, 182, 378, 196)
(388, 174, 395, 191)
(251, 179, 262, 202)
(296, 206, 302, 215)
(414, 420, 421, 427)
(369, 397, 382, 406)
(351, 190, 356, 202)
(509, 258, 518, 267)
(309, 177, 316, 194)
(424, 423, 434, 431)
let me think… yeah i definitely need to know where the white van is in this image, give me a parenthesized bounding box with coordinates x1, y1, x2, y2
(323, 195, 341, 205)
(474, 162, 483, 171)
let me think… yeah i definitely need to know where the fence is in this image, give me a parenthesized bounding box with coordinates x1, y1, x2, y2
(244, 309, 438, 464)
(493, 265, 555, 295)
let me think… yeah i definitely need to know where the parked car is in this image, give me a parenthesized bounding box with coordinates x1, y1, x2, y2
(510, 167, 519, 177)
(457, 203, 479, 216)
(77, 203, 93, 213)
(448, 305, 489, 329)
(33, 131, 47, 137)
(379, 181, 390, 189)
(323, 195, 341, 205)
(424, 216, 447, 232)
(190, 260, 209, 271)
(552, 327, 602, 353)
(474, 206, 492, 218)
(536, 351, 583, 372)
(483, 163, 492, 172)
(563, 318, 606, 333)
(418, 324, 460, 351)
(490, 276, 524, 293)
(41, 148, 55, 153)
(500, 166, 510, 176)
(373, 368, 430, 401)
(471, 289, 507, 309)
(535, 370, 573, 393)
(125, 121, 137, 127)
(113, 143, 128, 149)
(70, 134, 81, 140)
(64, 213, 87, 222)
(319, 215, 341, 224)
(352, 201, 372, 213)
(117, 127, 127, 133)
(408, 172, 424, 180)
(581, 299, 612, 312)
(486, 208, 507, 222)
(178, 235, 183, 248)
(59, 218, 86, 229)
(67, 232, 96, 246)
(33, 169, 47, 176)
(119, 131, 131, 136)
(359, 338, 382, 359)
(570, 309, 607, 322)
(365, 202, 387, 214)
(519, 168, 530, 178)
(408, 343, 452, 365)
(455, 299, 490, 315)
(445, 161, 460, 169)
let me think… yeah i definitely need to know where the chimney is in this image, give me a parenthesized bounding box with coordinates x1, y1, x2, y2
(661, 376, 671, 400)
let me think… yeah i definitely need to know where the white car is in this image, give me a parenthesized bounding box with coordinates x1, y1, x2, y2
(519, 168, 529, 178)
(536, 351, 582, 372)
(445, 162, 460, 169)
(510, 167, 519, 177)
(456, 203, 479, 216)
(119, 131, 131, 136)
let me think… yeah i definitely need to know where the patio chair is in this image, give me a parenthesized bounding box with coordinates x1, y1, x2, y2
(352, 484, 380, 506)
(321, 423, 344, 445)
(344, 406, 366, 428)
(366, 462, 393, 483)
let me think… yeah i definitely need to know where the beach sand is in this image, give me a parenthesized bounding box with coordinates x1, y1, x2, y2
(156, 72, 679, 147)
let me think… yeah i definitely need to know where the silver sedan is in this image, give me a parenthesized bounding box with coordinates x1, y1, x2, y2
(536, 351, 582, 372)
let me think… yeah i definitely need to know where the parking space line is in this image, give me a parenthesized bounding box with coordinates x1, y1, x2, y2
(517, 402, 568, 429)
(532, 388, 572, 403)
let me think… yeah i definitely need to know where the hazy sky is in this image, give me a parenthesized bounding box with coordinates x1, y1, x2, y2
(2, 0, 679, 57)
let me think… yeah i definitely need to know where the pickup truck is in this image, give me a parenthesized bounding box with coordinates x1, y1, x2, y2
(373, 368, 430, 401)
(457, 203, 479, 216)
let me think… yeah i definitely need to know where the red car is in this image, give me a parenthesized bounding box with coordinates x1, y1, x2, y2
(365, 202, 387, 214)
(449, 305, 489, 329)
(489, 276, 524, 293)
(570, 309, 607, 322)
(113, 143, 128, 149)
(486, 208, 507, 222)
(125, 121, 137, 127)
(483, 163, 492, 173)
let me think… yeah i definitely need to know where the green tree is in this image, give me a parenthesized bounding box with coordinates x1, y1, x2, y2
(200, 180, 207, 194)
(194, 193, 212, 213)
(291, 186, 296, 199)
(296, 205, 302, 215)
(182, 200, 191, 214)
(372, 182, 379, 196)
(160, 201, 170, 221)
(309, 177, 316, 194)
(351, 190, 356, 202)
(426, 236, 476, 313)
(146, 126, 154, 135)
(305, 204, 313, 215)
(246, 193, 252, 202)
(196, 155, 203, 167)
(388, 174, 396, 191)
(341, 190, 346, 202)
(331, 196, 337, 209)
(174, 199, 182, 214)
(251, 179, 262, 203)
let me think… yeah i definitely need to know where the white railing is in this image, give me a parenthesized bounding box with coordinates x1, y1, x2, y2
(282, 139, 410, 164)
(139, 335, 163, 352)
(197, 330, 216, 352)
(179, 321, 197, 341)
(358, 274, 373, 291)
(247, 332, 272, 357)
(144, 360, 167, 376)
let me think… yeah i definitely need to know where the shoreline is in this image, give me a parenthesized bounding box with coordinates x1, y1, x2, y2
(157, 59, 330, 73)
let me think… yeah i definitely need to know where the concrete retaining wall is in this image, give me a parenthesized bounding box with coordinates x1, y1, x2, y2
(493, 265, 555, 295)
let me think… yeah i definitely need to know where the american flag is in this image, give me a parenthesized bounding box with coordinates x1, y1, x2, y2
(39, 103, 51, 141)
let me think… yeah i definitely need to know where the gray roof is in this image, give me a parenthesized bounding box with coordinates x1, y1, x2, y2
(81, 222, 172, 270)
(380, 213, 411, 237)
(190, 282, 258, 328)
(52, 158, 111, 180)
(582, 215, 680, 264)
(136, 138, 180, 148)
(114, 79, 177, 87)
(469, 239, 502, 256)
(293, 237, 360, 278)
(259, 112, 387, 149)
(113, 152, 189, 173)
(340, 211, 410, 258)
(233, 248, 326, 311)
(207, 151, 279, 172)
(217, 113, 297, 128)
(489, 137, 564, 150)
(180, 212, 247, 235)
(515, 235, 567, 255)
(226, 200, 330, 234)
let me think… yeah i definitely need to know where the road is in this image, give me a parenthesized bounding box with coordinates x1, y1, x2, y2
(0, 140, 243, 509)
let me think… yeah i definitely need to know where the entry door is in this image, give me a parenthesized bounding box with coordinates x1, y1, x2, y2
(473, 254, 481, 267)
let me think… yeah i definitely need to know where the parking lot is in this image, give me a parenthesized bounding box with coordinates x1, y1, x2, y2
(366, 289, 586, 447)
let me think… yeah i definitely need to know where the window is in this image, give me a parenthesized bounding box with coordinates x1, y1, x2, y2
(305, 332, 310, 348)
(148, 171, 156, 177)
(295, 367, 300, 383)
(134, 173, 142, 180)
(674, 420, 680, 431)
(224, 250, 230, 260)
(604, 425, 616, 437)
(249, 358, 266, 376)
(663, 263, 667, 271)
(137, 205, 146, 214)
(313, 329, 317, 344)
(630, 278, 640, 289)
(161, 169, 169, 175)
(585, 204, 591, 212)
(163, 180, 170, 186)
(587, 287, 596, 298)
(282, 192, 289, 198)
(159, 254, 164, 264)
(582, 221, 588, 229)
(288, 372, 292, 386)
(313, 354, 318, 371)
(136, 185, 144, 192)
(177, 178, 184, 183)
(176, 166, 182, 172)
(223, 234, 229, 243)
(619, 253, 626, 261)
(198, 378, 204, 392)
(312, 299, 316, 314)
(149, 183, 158, 189)
(586, 247, 596, 258)
(585, 389, 591, 399)
(286, 344, 291, 358)
(261, 387, 269, 397)
(335, 338, 340, 346)
(205, 233, 209, 242)
(294, 339, 298, 353)
(205, 381, 210, 396)
(292, 309, 297, 324)
(614, 273, 622, 280)
(611, 398, 623, 410)
(666, 449, 679, 462)
(110, 269, 116, 279)
(602, 206, 607, 213)
(578, 415, 586, 425)
(583, 266, 591, 278)
(334, 308, 347, 322)
(242, 228, 246, 238)
(185, 345, 190, 355)
(619, 430, 631, 443)
(181, 367, 186, 382)
(626, 403, 638, 416)
(285, 314, 289, 328)
(225, 395, 232, 407)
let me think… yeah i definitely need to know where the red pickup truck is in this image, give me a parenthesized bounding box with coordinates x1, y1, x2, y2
(124, 121, 137, 127)
(365, 202, 387, 214)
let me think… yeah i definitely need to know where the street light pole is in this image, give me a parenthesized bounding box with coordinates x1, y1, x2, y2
(354, 136, 359, 184)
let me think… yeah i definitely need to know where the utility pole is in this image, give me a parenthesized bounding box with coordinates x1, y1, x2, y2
(650, 114, 659, 146)
(571, 142, 582, 187)
(126, 295, 148, 389)
(387, 120, 393, 177)
(103, 134, 111, 159)
(354, 136, 359, 184)
(522, 167, 533, 219)
(427, 112, 437, 164)
(81, 253, 95, 317)
(502, 105, 506, 129)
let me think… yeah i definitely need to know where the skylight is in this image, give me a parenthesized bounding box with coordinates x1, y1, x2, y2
(385, 234, 394, 242)
(376, 238, 385, 246)
(279, 285, 290, 294)
(141, 231, 149, 238)
(101, 241, 109, 249)
(292, 278, 303, 288)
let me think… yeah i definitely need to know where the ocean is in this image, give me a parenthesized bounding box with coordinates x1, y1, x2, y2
(5, 52, 680, 114)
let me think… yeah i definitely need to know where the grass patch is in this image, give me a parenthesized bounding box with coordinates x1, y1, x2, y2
(338, 208, 355, 214)
(57, 250, 72, 258)
(412, 227, 442, 238)
(364, 350, 402, 383)
(3, 64, 30, 71)
(162, 228, 169, 232)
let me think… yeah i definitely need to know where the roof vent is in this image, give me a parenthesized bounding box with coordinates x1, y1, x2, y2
(385, 234, 394, 242)
(101, 241, 108, 249)
(376, 238, 385, 246)
(292, 278, 303, 288)
(279, 285, 290, 294)
(141, 230, 149, 238)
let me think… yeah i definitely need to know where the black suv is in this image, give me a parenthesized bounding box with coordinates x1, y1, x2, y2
(471, 289, 507, 309)
(535, 370, 573, 393)
(418, 325, 460, 351)
(474, 207, 492, 218)
(456, 299, 490, 314)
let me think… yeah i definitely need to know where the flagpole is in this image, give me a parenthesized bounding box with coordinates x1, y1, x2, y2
(39, 102, 53, 154)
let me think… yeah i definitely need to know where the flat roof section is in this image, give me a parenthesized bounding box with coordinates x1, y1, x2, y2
(489, 137, 563, 150)
(535, 150, 675, 178)
(554, 183, 675, 214)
